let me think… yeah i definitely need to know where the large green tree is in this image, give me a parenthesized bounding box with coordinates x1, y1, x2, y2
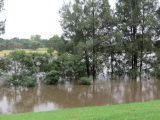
(60, 0, 112, 80)
(115, 0, 159, 79)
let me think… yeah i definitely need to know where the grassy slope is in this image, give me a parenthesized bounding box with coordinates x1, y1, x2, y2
(0, 48, 48, 57)
(1, 100, 160, 120)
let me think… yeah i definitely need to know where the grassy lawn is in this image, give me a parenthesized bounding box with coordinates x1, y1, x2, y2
(0, 100, 160, 120)
(0, 48, 48, 57)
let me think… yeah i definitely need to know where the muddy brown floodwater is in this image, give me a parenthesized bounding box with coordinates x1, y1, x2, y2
(0, 79, 160, 114)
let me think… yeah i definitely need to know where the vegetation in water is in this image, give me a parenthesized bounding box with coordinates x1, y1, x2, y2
(79, 77, 92, 85)
(44, 70, 61, 85)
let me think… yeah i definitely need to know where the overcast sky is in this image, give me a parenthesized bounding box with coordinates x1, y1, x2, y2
(1, 0, 116, 39)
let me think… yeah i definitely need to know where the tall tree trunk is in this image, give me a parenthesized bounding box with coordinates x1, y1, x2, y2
(85, 50, 90, 77)
(132, 25, 138, 80)
(92, 0, 96, 81)
(92, 46, 96, 81)
(140, 5, 145, 80)
(133, 52, 138, 79)
(140, 33, 144, 80)
(131, 0, 138, 80)
(111, 51, 114, 79)
(131, 54, 134, 71)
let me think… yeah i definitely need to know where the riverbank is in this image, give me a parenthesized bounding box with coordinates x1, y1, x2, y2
(0, 100, 160, 120)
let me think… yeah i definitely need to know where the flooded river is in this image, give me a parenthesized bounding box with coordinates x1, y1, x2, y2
(0, 80, 160, 114)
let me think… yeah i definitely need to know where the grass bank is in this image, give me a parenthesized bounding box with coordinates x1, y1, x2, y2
(0, 100, 160, 120)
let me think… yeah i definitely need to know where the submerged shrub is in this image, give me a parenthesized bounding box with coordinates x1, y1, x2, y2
(8, 74, 21, 86)
(79, 77, 92, 85)
(44, 70, 60, 85)
(23, 76, 36, 87)
(8, 74, 36, 87)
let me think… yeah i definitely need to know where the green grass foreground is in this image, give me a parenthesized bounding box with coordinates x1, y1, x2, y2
(1, 100, 160, 120)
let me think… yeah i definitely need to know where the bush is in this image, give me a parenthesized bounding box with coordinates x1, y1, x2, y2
(8, 74, 21, 86)
(79, 77, 92, 85)
(23, 76, 36, 87)
(44, 70, 60, 85)
(8, 74, 36, 87)
(0, 58, 10, 71)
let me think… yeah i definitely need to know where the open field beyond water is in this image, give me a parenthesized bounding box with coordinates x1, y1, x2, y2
(0, 48, 48, 57)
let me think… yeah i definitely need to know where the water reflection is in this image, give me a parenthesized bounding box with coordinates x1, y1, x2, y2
(0, 80, 160, 114)
(33, 102, 59, 112)
(0, 96, 14, 114)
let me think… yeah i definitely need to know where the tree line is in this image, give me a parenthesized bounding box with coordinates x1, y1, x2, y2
(59, 0, 160, 80)
(0, 35, 47, 50)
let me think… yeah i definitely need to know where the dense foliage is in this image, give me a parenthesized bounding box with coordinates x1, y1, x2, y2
(59, 0, 160, 80)
(0, 49, 87, 87)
